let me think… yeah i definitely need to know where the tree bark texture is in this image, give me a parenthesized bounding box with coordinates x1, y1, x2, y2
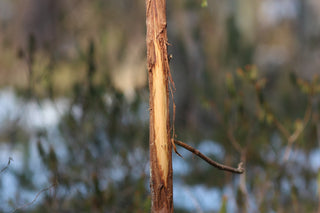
(146, 0, 173, 212)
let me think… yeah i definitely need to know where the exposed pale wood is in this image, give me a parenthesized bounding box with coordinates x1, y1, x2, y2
(153, 41, 170, 186)
(146, 0, 173, 212)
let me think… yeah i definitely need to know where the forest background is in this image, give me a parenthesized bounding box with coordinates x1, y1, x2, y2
(0, 0, 320, 212)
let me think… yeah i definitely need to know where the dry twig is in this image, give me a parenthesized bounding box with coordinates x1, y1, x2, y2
(174, 140, 244, 174)
(11, 182, 57, 213)
(0, 157, 13, 174)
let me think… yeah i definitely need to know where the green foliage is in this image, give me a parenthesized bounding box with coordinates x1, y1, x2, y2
(201, 0, 208, 8)
(218, 196, 227, 213)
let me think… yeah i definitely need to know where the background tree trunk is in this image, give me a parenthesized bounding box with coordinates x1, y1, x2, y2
(146, 0, 173, 212)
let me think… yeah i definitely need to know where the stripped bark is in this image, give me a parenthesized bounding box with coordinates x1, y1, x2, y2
(146, 0, 173, 212)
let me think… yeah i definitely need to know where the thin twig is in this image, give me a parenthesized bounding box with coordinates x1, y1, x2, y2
(11, 182, 57, 213)
(283, 96, 312, 162)
(0, 157, 13, 174)
(184, 186, 204, 213)
(227, 127, 244, 154)
(273, 117, 290, 139)
(167, 60, 182, 158)
(174, 140, 244, 174)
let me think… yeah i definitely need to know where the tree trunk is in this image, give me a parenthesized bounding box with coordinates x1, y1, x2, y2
(146, 0, 173, 212)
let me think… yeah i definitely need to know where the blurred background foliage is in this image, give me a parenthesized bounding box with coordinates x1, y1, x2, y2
(0, 0, 320, 212)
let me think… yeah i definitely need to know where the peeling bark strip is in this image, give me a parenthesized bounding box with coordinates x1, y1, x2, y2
(146, 0, 173, 212)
